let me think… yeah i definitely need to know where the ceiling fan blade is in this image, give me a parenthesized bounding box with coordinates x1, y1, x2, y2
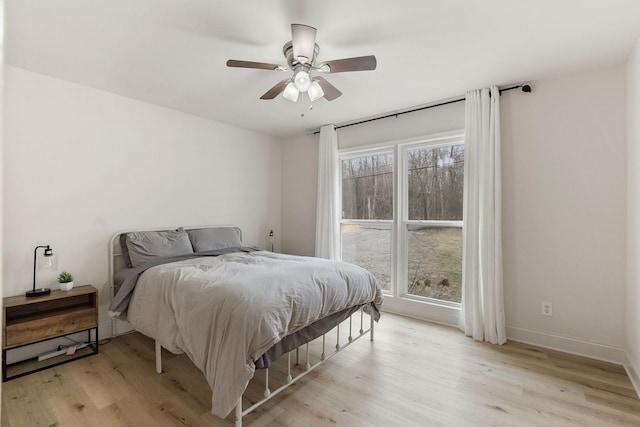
(260, 79, 290, 100)
(319, 55, 377, 73)
(315, 76, 342, 101)
(227, 60, 283, 71)
(291, 24, 317, 64)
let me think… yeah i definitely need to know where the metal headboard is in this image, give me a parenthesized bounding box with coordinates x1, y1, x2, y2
(108, 225, 241, 336)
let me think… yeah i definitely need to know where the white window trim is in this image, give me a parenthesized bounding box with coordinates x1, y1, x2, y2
(339, 130, 464, 325)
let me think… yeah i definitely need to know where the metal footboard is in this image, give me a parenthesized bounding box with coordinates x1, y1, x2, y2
(153, 302, 376, 426)
(234, 302, 375, 426)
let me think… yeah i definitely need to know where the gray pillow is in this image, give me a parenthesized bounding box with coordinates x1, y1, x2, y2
(125, 228, 193, 267)
(120, 234, 133, 268)
(187, 227, 242, 252)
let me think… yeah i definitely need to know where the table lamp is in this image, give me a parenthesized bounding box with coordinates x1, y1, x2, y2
(27, 245, 58, 297)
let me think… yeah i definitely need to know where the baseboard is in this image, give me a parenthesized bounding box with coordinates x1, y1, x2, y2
(99, 323, 112, 341)
(108, 318, 134, 337)
(625, 351, 640, 398)
(506, 325, 626, 365)
(380, 302, 626, 366)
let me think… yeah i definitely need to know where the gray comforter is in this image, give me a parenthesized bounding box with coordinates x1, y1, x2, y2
(108, 247, 257, 317)
(111, 250, 383, 417)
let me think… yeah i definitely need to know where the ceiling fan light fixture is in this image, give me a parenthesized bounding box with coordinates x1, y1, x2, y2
(308, 80, 324, 101)
(293, 70, 311, 92)
(227, 24, 377, 104)
(282, 82, 300, 102)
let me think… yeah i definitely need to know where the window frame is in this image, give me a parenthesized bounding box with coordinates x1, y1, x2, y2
(339, 146, 396, 294)
(398, 136, 464, 307)
(339, 131, 464, 309)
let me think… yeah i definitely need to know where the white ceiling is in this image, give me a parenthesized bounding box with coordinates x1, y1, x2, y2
(6, 1, 640, 138)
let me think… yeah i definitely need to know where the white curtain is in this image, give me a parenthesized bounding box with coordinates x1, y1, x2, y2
(459, 86, 506, 345)
(315, 124, 340, 260)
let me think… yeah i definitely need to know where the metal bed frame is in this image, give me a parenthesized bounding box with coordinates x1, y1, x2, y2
(161, 303, 375, 427)
(108, 226, 376, 426)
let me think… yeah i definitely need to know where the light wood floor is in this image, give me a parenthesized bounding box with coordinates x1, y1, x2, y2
(2, 313, 639, 426)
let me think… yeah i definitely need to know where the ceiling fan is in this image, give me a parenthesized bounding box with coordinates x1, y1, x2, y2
(226, 24, 377, 103)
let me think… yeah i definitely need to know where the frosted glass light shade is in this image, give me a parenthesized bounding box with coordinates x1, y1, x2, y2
(37, 252, 58, 271)
(282, 82, 300, 102)
(293, 70, 311, 92)
(308, 80, 324, 101)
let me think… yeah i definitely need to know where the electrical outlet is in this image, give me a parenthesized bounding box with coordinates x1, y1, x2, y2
(542, 301, 553, 316)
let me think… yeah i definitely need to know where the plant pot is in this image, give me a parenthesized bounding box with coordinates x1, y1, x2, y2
(59, 281, 74, 291)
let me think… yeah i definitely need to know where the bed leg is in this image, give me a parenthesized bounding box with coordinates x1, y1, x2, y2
(321, 334, 326, 360)
(370, 303, 375, 342)
(349, 315, 353, 343)
(264, 368, 271, 398)
(235, 399, 242, 427)
(360, 309, 364, 335)
(286, 352, 292, 382)
(305, 343, 311, 371)
(336, 323, 341, 351)
(155, 341, 162, 374)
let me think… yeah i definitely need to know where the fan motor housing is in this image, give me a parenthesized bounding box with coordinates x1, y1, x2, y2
(283, 41, 320, 68)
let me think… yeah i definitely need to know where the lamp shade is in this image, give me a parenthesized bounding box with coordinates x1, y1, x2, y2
(282, 82, 300, 102)
(293, 70, 311, 92)
(308, 80, 325, 101)
(37, 252, 58, 271)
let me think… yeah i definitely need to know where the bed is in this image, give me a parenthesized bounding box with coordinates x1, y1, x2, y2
(108, 226, 383, 426)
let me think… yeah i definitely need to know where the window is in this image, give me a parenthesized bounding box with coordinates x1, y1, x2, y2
(340, 151, 393, 292)
(340, 134, 464, 305)
(403, 143, 464, 304)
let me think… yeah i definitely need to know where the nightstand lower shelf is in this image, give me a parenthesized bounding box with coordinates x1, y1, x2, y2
(3, 327, 98, 381)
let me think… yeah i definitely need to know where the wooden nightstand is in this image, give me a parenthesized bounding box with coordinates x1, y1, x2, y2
(2, 285, 99, 381)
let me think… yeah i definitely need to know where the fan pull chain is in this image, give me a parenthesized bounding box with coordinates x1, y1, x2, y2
(299, 92, 315, 117)
(299, 92, 308, 117)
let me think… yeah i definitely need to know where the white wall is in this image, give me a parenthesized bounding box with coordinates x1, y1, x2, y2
(3, 67, 282, 340)
(338, 101, 466, 150)
(281, 132, 318, 256)
(501, 66, 627, 362)
(281, 65, 628, 363)
(626, 37, 640, 391)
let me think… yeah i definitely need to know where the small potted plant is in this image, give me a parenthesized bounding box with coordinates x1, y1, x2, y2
(57, 271, 74, 291)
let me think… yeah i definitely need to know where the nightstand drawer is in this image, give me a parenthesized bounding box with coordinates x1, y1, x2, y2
(5, 307, 97, 348)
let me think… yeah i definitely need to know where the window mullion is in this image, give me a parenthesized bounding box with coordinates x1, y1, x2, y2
(392, 145, 398, 297)
(395, 144, 406, 298)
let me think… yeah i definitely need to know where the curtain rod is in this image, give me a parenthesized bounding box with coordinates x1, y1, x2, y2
(310, 83, 531, 135)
